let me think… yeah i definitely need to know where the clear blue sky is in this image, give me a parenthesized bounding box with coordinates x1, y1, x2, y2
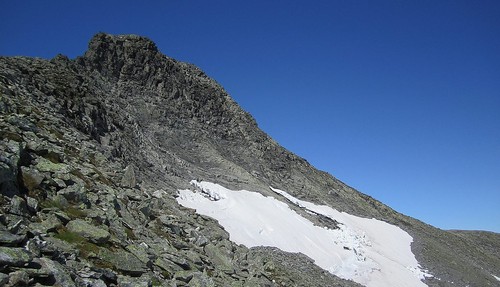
(1, 1, 499, 232)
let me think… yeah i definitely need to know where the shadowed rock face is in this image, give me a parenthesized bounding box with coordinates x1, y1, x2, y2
(0, 33, 498, 286)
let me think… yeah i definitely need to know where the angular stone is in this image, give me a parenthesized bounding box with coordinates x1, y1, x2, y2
(26, 197, 39, 213)
(40, 236, 76, 256)
(49, 178, 67, 189)
(117, 274, 151, 287)
(29, 214, 62, 235)
(121, 165, 136, 187)
(19, 265, 52, 279)
(8, 270, 29, 286)
(190, 230, 209, 247)
(152, 189, 167, 199)
(89, 267, 118, 283)
(188, 272, 215, 287)
(0, 130, 22, 142)
(163, 253, 191, 270)
(66, 219, 110, 244)
(52, 210, 71, 224)
(0, 161, 15, 186)
(20, 166, 45, 192)
(125, 244, 151, 264)
(154, 257, 183, 273)
(0, 230, 25, 246)
(0, 246, 32, 266)
(35, 157, 69, 173)
(174, 270, 194, 283)
(204, 244, 234, 272)
(35, 257, 76, 287)
(58, 183, 90, 205)
(101, 249, 147, 276)
(0, 272, 8, 285)
(75, 277, 107, 287)
(9, 195, 28, 216)
(7, 116, 37, 132)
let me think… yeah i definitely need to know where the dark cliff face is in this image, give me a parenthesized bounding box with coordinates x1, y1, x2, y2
(0, 33, 498, 287)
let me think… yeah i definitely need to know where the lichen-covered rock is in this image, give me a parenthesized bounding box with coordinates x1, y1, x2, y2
(35, 157, 69, 173)
(66, 219, 110, 244)
(0, 246, 32, 266)
(101, 249, 148, 276)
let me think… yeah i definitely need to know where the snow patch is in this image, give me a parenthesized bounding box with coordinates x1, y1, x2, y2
(177, 180, 432, 287)
(493, 274, 500, 281)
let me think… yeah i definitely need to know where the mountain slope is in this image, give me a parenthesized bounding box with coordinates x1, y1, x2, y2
(0, 33, 498, 286)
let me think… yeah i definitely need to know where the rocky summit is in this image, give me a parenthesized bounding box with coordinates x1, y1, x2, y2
(0, 33, 499, 286)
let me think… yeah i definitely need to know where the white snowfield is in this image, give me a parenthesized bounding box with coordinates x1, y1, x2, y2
(177, 180, 432, 287)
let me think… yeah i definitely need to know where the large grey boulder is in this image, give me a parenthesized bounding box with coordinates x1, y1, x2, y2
(66, 219, 110, 244)
(20, 166, 44, 192)
(35, 257, 76, 287)
(101, 249, 148, 276)
(0, 230, 25, 246)
(8, 195, 28, 216)
(0, 246, 32, 266)
(121, 164, 136, 188)
(204, 243, 234, 272)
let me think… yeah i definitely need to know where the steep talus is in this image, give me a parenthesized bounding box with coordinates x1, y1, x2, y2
(0, 33, 498, 286)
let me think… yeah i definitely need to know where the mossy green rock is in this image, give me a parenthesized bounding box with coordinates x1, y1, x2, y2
(66, 219, 110, 244)
(36, 157, 69, 173)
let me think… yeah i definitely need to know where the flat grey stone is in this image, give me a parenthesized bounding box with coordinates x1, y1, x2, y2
(66, 219, 110, 244)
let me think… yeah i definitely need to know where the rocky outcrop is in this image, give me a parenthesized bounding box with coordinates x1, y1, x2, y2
(0, 33, 498, 286)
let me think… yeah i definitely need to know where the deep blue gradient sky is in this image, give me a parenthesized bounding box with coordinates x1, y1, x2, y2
(2, 1, 499, 232)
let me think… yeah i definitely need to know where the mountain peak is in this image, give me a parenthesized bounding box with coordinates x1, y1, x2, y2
(83, 33, 161, 81)
(87, 32, 159, 55)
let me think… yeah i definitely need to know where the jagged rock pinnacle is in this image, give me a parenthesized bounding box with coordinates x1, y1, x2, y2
(83, 33, 161, 81)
